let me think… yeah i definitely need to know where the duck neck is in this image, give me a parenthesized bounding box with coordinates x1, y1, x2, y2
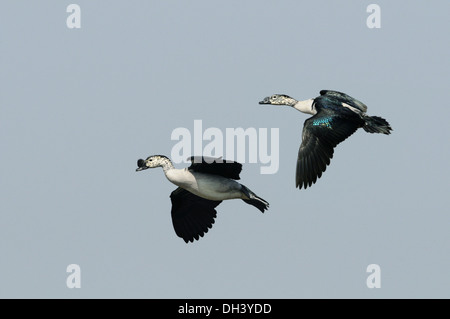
(283, 97, 299, 107)
(293, 98, 316, 115)
(159, 157, 175, 174)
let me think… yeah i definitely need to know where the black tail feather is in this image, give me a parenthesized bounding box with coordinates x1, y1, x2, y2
(363, 115, 392, 135)
(240, 185, 269, 213)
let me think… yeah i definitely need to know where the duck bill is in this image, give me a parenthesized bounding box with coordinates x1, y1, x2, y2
(136, 158, 149, 172)
(259, 97, 271, 105)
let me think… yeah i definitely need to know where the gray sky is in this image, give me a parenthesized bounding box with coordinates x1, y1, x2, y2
(0, 1, 449, 298)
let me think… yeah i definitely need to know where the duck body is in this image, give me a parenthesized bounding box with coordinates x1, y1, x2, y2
(260, 90, 392, 189)
(136, 155, 269, 243)
(165, 168, 244, 201)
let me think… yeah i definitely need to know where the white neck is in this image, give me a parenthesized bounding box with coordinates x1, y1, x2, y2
(293, 99, 316, 115)
(158, 158, 175, 174)
(164, 167, 188, 186)
(159, 159, 185, 186)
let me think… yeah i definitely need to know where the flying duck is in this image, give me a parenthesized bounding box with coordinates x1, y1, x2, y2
(259, 90, 392, 189)
(136, 155, 269, 243)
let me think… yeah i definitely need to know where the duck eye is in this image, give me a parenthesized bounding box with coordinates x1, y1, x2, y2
(271, 95, 277, 100)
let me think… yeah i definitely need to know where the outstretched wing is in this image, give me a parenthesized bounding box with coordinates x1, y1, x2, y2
(188, 156, 242, 180)
(319, 90, 368, 113)
(296, 111, 360, 189)
(170, 187, 222, 243)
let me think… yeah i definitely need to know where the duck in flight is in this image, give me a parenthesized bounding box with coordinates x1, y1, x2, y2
(136, 155, 269, 243)
(259, 90, 392, 189)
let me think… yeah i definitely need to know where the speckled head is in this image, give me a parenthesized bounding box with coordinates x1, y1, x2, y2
(259, 94, 298, 106)
(136, 155, 171, 172)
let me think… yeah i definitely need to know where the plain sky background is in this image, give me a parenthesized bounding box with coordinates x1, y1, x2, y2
(1, 1, 449, 298)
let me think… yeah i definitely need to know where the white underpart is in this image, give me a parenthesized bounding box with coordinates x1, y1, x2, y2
(293, 99, 316, 115)
(165, 168, 243, 201)
(342, 102, 364, 115)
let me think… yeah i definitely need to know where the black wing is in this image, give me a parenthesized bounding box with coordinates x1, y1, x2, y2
(296, 111, 361, 189)
(188, 156, 242, 180)
(319, 90, 368, 113)
(170, 187, 222, 243)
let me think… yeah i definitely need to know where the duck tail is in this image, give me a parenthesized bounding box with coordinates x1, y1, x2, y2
(362, 115, 392, 135)
(241, 185, 269, 213)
